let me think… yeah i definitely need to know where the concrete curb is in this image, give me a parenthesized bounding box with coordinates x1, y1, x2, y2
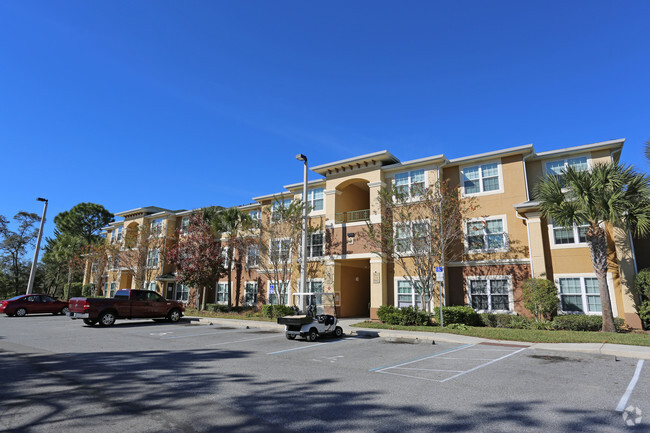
(184, 315, 650, 360)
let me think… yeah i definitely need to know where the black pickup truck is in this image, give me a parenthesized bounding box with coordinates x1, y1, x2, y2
(68, 289, 185, 326)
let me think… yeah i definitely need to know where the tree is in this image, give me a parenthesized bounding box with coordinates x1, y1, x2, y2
(205, 207, 252, 307)
(521, 278, 560, 322)
(167, 212, 226, 309)
(0, 212, 40, 295)
(83, 243, 112, 296)
(364, 179, 476, 313)
(52, 203, 113, 245)
(535, 162, 650, 332)
(117, 223, 168, 291)
(254, 197, 306, 306)
(44, 233, 85, 300)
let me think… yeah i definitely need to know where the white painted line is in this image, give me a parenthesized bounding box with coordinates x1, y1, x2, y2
(268, 337, 355, 355)
(205, 335, 279, 347)
(436, 357, 499, 361)
(369, 344, 473, 372)
(440, 348, 527, 382)
(394, 367, 464, 373)
(161, 331, 232, 340)
(616, 360, 645, 412)
(375, 369, 449, 382)
(463, 348, 522, 352)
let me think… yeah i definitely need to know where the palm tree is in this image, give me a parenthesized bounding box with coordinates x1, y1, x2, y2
(535, 162, 650, 332)
(206, 207, 251, 307)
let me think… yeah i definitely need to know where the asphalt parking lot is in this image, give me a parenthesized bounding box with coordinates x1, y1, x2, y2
(1, 314, 648, 432)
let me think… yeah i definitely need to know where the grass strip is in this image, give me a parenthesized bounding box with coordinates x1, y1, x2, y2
(352, 321, 650, 347)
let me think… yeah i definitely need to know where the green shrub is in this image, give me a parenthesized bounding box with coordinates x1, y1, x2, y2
(521, 278, 559, 321)
(261, 304, 274, 318)
(82, 284, 93, 297)
(377, 305, 429, 326)
(273, 305, 294, 318)
(206, 304, 231, 313)
(433, 306, 482, 326)
(446, 323, 469, 330)
(552, 314, 625, 332)
(68, 282, 83, 298)
(634, 268, 650, 329)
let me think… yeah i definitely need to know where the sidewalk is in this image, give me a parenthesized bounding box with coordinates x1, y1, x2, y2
(185, 315, 650, 360)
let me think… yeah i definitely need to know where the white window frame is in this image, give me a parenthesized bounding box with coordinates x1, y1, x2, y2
(144, 281, 157, 292)
(267, 280, 289, 305)
(466, 275, 514, 313)
(180, 217, 190, 234)
(464, 215, 509, 253)
(394, 278, 423, 309)
(554, 273, 617, 316)
(174, 283, 189, 303)
(543, 155, 591, 178)
(246, 245, 260, 268)
(147, 249, 159, 268)
(249, 209, 261, 221)
(109, 282, 118, 298)
(548, 220, 590, 249)
(150, 218, 164, 236)
(393, 220, 430, 256)
(307, 232, 324, 258)
(216, 282, 229, 304)
(307, 188, 325, 213)
(393, 169, 426, 200)
(271, 198, 293, 222)
(244, 281, 258, 306)
(269, 238, 291, 263)
(460, 160, 504, 197)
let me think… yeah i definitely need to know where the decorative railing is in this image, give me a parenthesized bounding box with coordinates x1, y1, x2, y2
(335, 209, 370, 224)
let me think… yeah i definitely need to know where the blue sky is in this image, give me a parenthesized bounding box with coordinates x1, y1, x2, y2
(1, 1, 649, 254)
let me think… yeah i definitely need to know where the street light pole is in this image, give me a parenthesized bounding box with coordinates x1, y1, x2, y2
(296, 154, 308, 311)
(26, 197, 48, 295)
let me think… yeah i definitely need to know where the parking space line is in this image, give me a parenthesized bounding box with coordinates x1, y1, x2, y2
(439, 348, 526, 382)
(369, 344, 473, 372)
(394, 367, 464, 373)
(375, 369, 449, 382)
(615, 360, 645, 412)
(205, 335, 279, 347)
(268, 337, 356, 355)
(436, 357, 499, 361)
(160, 330, 237, 339)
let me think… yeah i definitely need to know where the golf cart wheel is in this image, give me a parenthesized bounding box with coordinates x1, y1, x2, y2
(334, 326, 343, 338)
(285, 333, 296, 340)
(308, 328, 318, 342)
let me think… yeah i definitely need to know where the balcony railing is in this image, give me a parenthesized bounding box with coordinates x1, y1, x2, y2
(335, 209, 370, 224)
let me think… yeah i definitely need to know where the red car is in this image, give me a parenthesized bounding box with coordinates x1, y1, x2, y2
(0, 294, 69, 317)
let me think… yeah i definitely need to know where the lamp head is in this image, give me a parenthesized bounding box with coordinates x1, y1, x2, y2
(37, 197, 48, 202)
(296, 154, 307, 162)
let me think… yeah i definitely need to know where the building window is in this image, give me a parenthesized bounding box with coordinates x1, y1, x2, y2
(174, 283, 190, 303)
(244, 282, 258, 305)
(396, 280, 422, 309)
(272, 198, 293, 221)
(468, 277, 511, 312)
(395, 221, 429, 254)
(462, 162, 501, 195)
(247, 245, 259, 267)
(145, 281, 157, 291)
(180, 217, 190, 234)
(150, 218, 164, 235)
(552, 220, 589, 245)
(394, 169, 425, 198)
(270, 239, 291, 262)
(109, 282, 118, 298)
(307, 188, 324, 212)
(466, 217, 507, 252)
(268, 281, 289, 305)
(249, 209, 261, 221)
(296, 280, 323, 307)
(216, 282, 229, 304)
(558, 277, 601, 314)
(111, 254, 120, 270)
(104, 282, 109, 296)
(307, 233, 324, 257)
(147, 249, 159, 268)
(545, 156, 589, 186)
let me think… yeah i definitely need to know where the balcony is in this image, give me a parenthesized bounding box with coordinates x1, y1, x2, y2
(335, 209, 370, 224)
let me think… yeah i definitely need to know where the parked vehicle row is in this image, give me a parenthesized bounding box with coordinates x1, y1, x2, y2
(1, 290, 185, 327)
(0, 294, 69, 317)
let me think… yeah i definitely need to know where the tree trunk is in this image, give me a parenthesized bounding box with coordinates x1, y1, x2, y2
(201, 286, 206, 311)
(65, 264, 73, 301)
(227, 248, 233, 308)
(588, 227, 616, 333)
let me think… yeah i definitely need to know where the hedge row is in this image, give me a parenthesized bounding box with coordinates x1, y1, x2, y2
(376, 305, 626, 332)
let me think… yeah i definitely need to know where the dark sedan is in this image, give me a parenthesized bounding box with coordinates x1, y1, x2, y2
(0, 294, 69, 317)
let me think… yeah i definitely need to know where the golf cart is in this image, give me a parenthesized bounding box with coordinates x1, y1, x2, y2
(277, 293, 343, 342)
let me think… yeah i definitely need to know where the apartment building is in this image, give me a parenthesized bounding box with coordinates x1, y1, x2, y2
(84, 138, 644, 327)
